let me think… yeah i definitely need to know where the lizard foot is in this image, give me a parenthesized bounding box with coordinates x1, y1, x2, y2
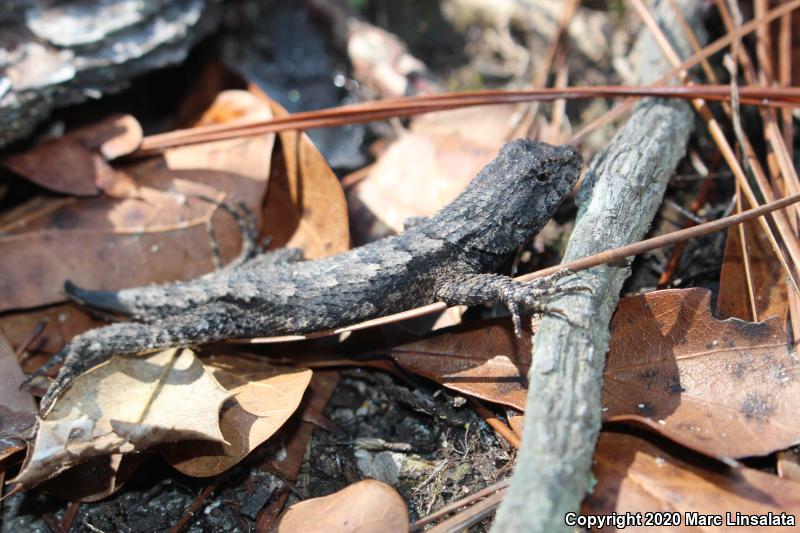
(435, 270, 594, 336)
(497, 274, 593, 335)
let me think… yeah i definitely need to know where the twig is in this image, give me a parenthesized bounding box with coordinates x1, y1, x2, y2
(469, 400, 521, 449)
(168, 477, 222, 533)
(410, 478, 511, 531)
(492, 1, 701, 530)
(427, 488, 507, 533)
(133, 85, 800, 156)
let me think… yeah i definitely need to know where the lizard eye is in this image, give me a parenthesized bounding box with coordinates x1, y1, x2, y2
(526, 168, 551, 183)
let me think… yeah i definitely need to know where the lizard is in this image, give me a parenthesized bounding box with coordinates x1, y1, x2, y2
(32, 138, 583, 413)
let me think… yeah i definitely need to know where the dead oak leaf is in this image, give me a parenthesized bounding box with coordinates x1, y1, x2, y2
(250, 85, 350, 259)
(390, 317, 532, 411)
(0, 90, 275, 312)
(13, 348, 231, 489)
(163, 355, 312, 477)
(585, 432, 800, 531)
(392, 288, 799, 459)
(604, 288, 799, 458)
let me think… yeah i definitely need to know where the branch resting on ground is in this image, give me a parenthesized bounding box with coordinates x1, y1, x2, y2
(492, 1, 703, 531)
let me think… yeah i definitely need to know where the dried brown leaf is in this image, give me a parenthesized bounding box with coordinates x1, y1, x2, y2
(584, 432, 800, 531)
(164, 355, 312, 477)
(0, 114, 143, 196)
(0, 91, 274, 312)
(2, 137, 105, 196)
(73, 114, 143, 161)
(604, 288, 799, 458)
(258, 92, 350, 258)
(0, 304, 102, 361)
(277, 479, 409, 533)
(13, 348, 231, 489)
(392, 288, 800, 458)
(0, 333, 37, 456)
(391, 318, 532, 410)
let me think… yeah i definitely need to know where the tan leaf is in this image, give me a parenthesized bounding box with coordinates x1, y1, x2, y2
(0, 91, 274, 312)
(164, 355, 312, 477)
(2, 137, 105, 196)
(0, 333, 37, 456)
(585, 432, 800, 532)
(13, 348, 231, 489)
(277, 479, 409, 533)
(252, 86, 350, 258)
(392, 288, 799, 458)
(164, 90, 275, 190)
(73, 114, 143, 161)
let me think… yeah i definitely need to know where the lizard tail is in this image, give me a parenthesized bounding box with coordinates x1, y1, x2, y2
(64, 280, 136, 317)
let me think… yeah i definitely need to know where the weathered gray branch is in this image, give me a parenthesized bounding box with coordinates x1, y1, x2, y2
(0, 0, 222, 148)
(492, 1, 704, 531)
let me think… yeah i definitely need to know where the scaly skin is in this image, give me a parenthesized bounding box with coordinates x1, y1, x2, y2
(35, 139, 582, 412)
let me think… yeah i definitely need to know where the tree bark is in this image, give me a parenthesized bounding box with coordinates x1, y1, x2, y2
(0, 0, 222, 148)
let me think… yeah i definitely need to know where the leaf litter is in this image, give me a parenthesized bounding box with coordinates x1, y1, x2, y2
(392, 288, 800, 459)
(2, 3, 800, 530)
(0, 86, 347, 507)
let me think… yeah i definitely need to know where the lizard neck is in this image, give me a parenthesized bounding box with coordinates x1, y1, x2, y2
(425, 186, 534, 257)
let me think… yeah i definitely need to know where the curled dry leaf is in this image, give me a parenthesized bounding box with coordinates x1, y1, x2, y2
(0, 333, 37, 459)
(0, 114, 143, 196)
(392, 288, 799, 458)
(270, 370, 340, 480)
(258, 91, 350, 258)
(0, 90, 274, 312)
(585, 432, 800, 532)
(163, 355, 312, 477)
(277, 479, 409, 533)
(13, 349, 231, 489)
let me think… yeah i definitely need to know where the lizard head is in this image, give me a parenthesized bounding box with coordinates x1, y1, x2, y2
(439, 139, 582, 255)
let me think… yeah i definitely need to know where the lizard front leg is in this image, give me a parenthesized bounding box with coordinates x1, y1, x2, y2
(32, 303, 250, 414)
(434, 271, 589, 335)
